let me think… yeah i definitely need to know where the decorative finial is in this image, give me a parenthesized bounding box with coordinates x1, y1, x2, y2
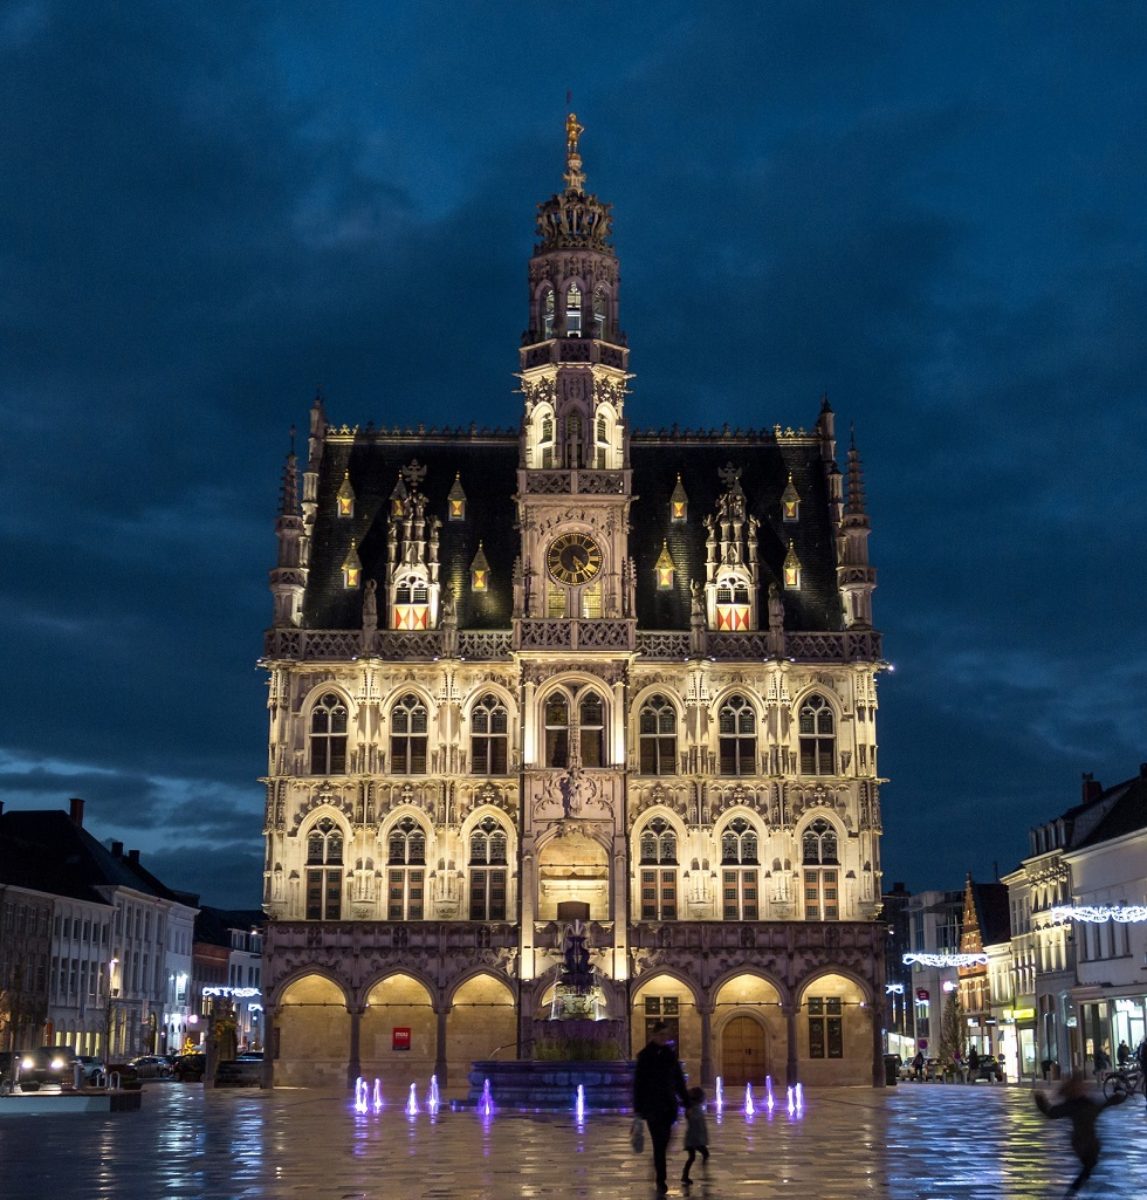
(564, 111, 586, 191)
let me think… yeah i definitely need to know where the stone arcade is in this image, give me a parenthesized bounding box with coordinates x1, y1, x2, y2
(259, 116, 888, 1093)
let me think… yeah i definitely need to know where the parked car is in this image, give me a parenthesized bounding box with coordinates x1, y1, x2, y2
(104, 1062, 142, 1090)
(17, 1047, 78, 1089)
(0, 1051, 16, 1089)
(77, 1056, 106, 1085)
(129, 1054, 173, 1079)
(970, 1054, 1006, 1082)
(173, 1053, 206, 1082)
(215, 1057, 263, 1087)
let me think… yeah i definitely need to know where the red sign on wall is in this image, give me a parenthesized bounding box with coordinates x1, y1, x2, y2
(916, 989, 930, 1001)
(392, 1027, 411, 1051)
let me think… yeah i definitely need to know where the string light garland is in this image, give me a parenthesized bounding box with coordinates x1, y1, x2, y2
(902, 952, 988, 967)
(1050, 904, 1147, 924)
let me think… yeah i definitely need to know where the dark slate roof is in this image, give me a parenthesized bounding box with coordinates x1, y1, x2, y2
(0, 822, 110, 906)
(301, 429, 845, 633)
(1074, 770, 1147, 849)
(972, 881, 1011, 946)
(0, 810, 176, 904)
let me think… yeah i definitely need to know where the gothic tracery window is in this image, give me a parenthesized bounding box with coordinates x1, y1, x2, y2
(593, 284, 607, 338)
(639, 818, 677, 920)
(579, 692, 605, 768)
(566, 284, 582, 336)
(305, 817, 343, 920)
(390, 693, 428, 774)
(802, 819, 840, 921)
(309, 693, 348, 775)
(469, 816, 508, 921)
(721, 817, 759, 921)
(387, 816, 426, 920)
(798, 694, 836, 776)
(470, 693, 509, 775)
(639, 694, 677, 775)
(544, 693, 570, 768)
(718, 694, 756, 776)
(542, 286, 555, 339)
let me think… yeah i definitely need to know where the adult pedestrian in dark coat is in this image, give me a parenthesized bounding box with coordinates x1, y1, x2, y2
(633, 1021, 689, 1195)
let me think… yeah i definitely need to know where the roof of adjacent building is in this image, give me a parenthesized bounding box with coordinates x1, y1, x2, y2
(1073, 767, 1147, 850)
(195, 905, 266, 947)
(969, 880, 1011, 946)
(299, 427, 847, 634)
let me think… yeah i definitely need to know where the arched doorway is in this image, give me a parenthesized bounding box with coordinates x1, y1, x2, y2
(537, 828, 610, 920)
(361, 973, 436, 1092)
(713, 974, 783, 1088)
(277, 974, 350, 1087)
(447, 974, 517, 1095)
(721, 1016, 768, 1088)
(631, 974, 700, 1079)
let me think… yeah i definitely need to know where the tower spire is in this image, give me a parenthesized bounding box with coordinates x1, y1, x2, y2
(837, 424, 876, 628)
(846, 425, 867, 518)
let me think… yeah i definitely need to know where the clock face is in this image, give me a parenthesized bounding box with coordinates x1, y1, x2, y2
(546, 531, 603, 586)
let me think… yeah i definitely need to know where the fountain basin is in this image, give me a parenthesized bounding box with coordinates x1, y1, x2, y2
(0, 1090, 141, 1116)
(468, 1059, 634, 1111)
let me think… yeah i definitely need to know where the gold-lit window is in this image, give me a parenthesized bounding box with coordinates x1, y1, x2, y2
(655, 541, 674, 590)
(670, 474, 688, 522)
(390, 476, 407, 518)
(566, 284, 582, 336)
(336, 472, 355, 518)
(781, 473, 800, 522)
(448, 473, 466, 520)
(783, 541, 801, 590)
(470, 542, 490, 593)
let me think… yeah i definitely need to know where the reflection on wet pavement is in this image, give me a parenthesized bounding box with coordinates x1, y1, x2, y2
(1, 1083, 1145, 1198)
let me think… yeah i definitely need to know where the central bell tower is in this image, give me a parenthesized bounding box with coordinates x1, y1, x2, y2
(515, 114, 634, 629)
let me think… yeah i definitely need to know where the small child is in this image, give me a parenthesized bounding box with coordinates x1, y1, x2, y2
(681, 1085, 710, 1187)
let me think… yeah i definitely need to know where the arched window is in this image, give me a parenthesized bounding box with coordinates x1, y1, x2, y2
(718, 694, 756, 776)
(566, 284, 582, 335)
(387, 816, 426, 920)
(471, 694, 509, 775)
(802, 818, 840, 921)
(309, 694, 348, 775)
(469, 815, 508, 920)
(542, 287, 555, 339)
(638, 817, 677, 921)
(390, 694, 428, 774)
(639, 695, 677, 776)
(593, 285, 607, 338)
(594, 412, 609, 468)
(393, 575, 430, 630)
(544, 693, 570, 768)
(579, 692, 605, 768)
(720, 818, 759, 921)
(799, 694, 836, 776)
(305, 817, 343, 920)
(539, 413, 555, 469)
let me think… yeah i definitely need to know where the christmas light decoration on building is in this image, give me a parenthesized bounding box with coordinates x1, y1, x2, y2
(902, 952, 989, 967)
(1050, 904, 1147, 924)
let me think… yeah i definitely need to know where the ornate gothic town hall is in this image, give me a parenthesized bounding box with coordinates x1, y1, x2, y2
(259, 116, 888, 1091)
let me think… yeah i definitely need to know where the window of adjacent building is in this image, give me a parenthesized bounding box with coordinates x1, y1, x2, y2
(579, 693, 605, 767)
(718, 694, 756, 775)
(305, 817, 344, 920)
(471, 694, 509, 775)
(639, 818, 677, 921)
(721, 817, 759, 920)
(544, 693, 570, 768)
(469, 816, 508, 921)
(566, 284, 582, 335)
(643, 995, 679, 1044)
(798, 694, 835, 775)
(639, 694, 677, 775)
(387, 817, 426, 920)
(390, 693, 428, 774)
(807, 996, 843, 1058)
(309, 693, 348, 775)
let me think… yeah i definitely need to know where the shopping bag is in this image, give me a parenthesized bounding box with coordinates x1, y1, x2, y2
(630, 1116, 645, 1154)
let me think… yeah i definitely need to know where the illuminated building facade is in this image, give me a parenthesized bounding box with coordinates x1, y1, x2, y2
(259, 117, 889, 1091)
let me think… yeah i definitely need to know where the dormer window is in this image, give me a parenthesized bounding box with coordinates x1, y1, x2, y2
(783, 541, 801, 590)
(393, 575, 430, 629)
(781, 473, 800, 522)
(448, 473, 466, 520)
(655, 541, 675, 590)
(341, 540, 362, 589)
(390, 475, 407, 518)
(670, 475, 688, 522)
(715, 578, 751, 630)
(470, 542, 490, 593)
(336, 472, 355, 518)
(566, 284, 582, 336)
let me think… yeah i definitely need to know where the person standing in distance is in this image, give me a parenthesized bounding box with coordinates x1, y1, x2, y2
(633, 1020, 690, 1195)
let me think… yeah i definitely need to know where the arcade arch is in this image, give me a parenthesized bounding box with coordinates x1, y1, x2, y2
(276, 973, 350, 1087)
(361, 973, 436, 1089)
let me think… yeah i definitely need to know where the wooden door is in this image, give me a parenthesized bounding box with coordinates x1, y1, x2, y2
(721, 1015, 768, 1087)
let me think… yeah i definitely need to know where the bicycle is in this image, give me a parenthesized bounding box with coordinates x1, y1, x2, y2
(1101, 1066, 1143, 1099)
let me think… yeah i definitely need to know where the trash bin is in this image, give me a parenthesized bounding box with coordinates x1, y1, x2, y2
(883, 1054, 899, 1086)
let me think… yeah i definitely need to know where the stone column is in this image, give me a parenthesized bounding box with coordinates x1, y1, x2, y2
(784, 1006, 799, 1085)
(261, 1004, 277, 1089)
(871, 1001, 886, 1087)
(434, 1006, 451, 1087)
(346, 1005, 364, 1088)
(698, 1002, 715, 1087)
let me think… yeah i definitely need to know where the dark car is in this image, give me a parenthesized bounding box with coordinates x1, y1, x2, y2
(17, 1047, 78, 1089)
(104, 1062, 142, 1090)
(0, 1051, 16, 1089)
(129, 1054, 172, 1079)
(970, 1054, 1006, 1082)
(173, 1053, 206, 1082)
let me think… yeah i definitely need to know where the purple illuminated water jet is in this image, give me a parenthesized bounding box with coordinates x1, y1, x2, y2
(714, 1076, 724, 1112)
(405, 1082, 419, 1116)
(354, 1076, 368, 1114)
(372, 1078, 383, 1112)
(479, 1078, 494, 1117)
(743, 1083, 755, 1116)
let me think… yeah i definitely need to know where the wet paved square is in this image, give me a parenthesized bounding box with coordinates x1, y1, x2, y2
(1, 1082, 1145, 1198)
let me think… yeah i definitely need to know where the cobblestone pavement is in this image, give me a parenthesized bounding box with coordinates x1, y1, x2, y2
(1, 1082, 1146, 1199)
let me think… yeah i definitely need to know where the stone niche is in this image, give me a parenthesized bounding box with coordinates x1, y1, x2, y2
(537, 829, 610, 921)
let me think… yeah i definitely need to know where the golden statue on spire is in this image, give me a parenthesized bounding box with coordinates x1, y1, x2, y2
(564, 111, 586, 191)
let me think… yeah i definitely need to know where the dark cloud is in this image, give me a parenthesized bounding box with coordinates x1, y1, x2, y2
(3, 2, 1146, 903)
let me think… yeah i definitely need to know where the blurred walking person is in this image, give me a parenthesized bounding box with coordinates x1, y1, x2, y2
(633, 1021, 689, 1195)
(1035, 1071, 1126, 1196)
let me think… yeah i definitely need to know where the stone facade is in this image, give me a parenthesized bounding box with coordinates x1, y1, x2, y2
(260, 116, 889, 1093)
